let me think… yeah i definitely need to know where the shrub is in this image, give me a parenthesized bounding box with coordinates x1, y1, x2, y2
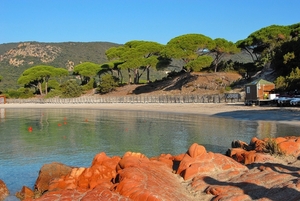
(82, 78, 96, 91)
(45, 89, 62, 98)
(225, 86, 232, 91)
(98, 74, 119, 94)
(4, 88, 34, 99)
(60, 80, 82, 98)
(264, 139, 283, 155)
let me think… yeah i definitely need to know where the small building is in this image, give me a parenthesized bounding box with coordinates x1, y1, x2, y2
(0, 95, 6, 104)
(244, 79, 275, 105)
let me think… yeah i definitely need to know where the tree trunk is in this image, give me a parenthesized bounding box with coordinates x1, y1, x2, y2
(118, 69, 123, 83)
(38, 82, 43, 95)
(244, 47, 257, 62)
(45, 81, 48, 95)
(146, 66, 150, 83)
(128, 69, 132, 84)
(134, 69, 139, 84)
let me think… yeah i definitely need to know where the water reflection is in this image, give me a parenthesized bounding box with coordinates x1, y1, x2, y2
(0, 108, 5, 120)
(256, 121, 278, 139)
(0, 108, 300, 196)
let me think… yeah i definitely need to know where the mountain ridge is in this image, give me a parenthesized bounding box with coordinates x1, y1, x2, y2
(0, 41, 252, 91)
(0, 41, 121, 90)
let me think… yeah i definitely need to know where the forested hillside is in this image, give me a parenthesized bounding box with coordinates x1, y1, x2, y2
(0, 42, 120, 90)
(0, 41, 251, 92)
(0, 22, 299, 98)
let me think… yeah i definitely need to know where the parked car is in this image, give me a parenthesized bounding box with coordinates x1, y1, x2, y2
(290, 97, 300, 106)
(277, 97, 294, 106)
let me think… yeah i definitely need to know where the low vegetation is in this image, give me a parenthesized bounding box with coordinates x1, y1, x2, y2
(264, 139, 284, 156)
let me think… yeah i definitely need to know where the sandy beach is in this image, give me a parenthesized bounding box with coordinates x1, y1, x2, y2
(1, 102, 300, 123)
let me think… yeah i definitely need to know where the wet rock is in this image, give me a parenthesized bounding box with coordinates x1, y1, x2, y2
(0, 179, 9, 201)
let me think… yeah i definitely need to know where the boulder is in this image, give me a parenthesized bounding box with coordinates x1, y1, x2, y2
(0, 179, 9, 201)
(16, 186, 34, 200)
(150, 153, 174, 169)
(177, 143, 247, 180)
(34, 162, 73, 193)
(115, 157, 193, 200)
(48, 152, 121, 191)
(277, 136, 300, 156)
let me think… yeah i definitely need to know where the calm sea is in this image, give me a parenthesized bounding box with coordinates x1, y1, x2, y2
(0, 108, 299, 199)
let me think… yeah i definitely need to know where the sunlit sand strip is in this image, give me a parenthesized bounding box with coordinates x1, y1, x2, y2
(0, 102, 297, 115)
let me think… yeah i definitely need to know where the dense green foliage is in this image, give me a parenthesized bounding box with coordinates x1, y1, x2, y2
(60, 80, 82, 98)
(235, 23, 300, 91)
(97, 74, 119, 94)
(106, 40, 165, 84)
(73, 62, 101, 85)
(161, 34, 215, 72)
(275, 67, 300, 91)
(18, 65, 69, 95)
(4, 87, 34, 99)
(211, 38, 240, 72)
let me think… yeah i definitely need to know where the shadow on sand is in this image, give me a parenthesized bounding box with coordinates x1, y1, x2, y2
(213, 106, 300, 122)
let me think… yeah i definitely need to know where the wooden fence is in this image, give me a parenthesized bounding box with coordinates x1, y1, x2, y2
(6, 93, 242, 104)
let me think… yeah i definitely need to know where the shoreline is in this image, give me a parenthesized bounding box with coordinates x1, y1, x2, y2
(0, 102, 270, 114)
(1, 102, 300, 123)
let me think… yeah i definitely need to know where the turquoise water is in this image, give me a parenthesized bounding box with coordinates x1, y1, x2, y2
(0, 108, 299, 198)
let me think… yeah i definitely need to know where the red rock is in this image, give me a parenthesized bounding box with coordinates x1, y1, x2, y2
(49, 155, 120, 191)
(21, 138, 300, 201)
(0, 179, 9, 201)
(173, 153, 185, 161)
(150, 153, 173, 169)
(227, 148, 246, 163)
(212, 194, 252, 201)
(16, 186, 34, 200)
(117, 152, 149, 171)
(91, 152, 111, 166)
(177, 144, 247, 180)
(188, 143, 206, 158)
(81, 185, 131, 201)
(35, 162, 72, 193)
(115, 160, 192, 201)
(275, 137, 287, 144)
(278, 138, 300, 156)
(24, 189, 85, 201)
(251, 137, 266, 152)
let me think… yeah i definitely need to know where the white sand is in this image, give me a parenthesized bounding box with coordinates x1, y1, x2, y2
(1, 102, 299, 117)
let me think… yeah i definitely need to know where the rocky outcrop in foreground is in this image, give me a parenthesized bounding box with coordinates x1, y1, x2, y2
(17, 136, 300, 201)
(0, 179, 9, 201)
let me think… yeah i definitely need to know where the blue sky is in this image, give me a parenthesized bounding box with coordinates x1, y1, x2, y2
(0, 0, 299, 45)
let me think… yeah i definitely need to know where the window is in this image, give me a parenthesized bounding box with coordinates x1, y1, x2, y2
(246, 86, 250, 93)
